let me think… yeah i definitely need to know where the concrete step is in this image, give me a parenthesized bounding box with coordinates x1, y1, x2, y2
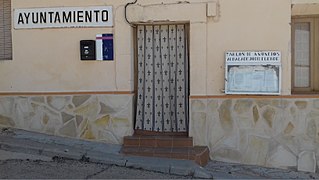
(121, 146, 210, 166)
(123, 135, 193, 148)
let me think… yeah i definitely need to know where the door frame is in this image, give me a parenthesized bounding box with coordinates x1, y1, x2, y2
(133, 22, 190, 133)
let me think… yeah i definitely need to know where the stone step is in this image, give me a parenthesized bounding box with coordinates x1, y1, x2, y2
(121, 146, 210, 166)
(123, 135, 193, 148)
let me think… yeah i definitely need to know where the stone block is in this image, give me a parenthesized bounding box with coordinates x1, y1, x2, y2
(76, 115, 84, 126)
(278, 99, 291, 109)
(236, 114, 254, 129)
(290, 106, 296, 115)
(298, 151, 316, 173)
(295, 101, 308, 110)
(72, 95, 90, 107)
(271, 99, 281, 108)
(43, 115, 61, 135)
(74, 99, 99, 118)
(218, 100, 233, 132)
(42, 114, 49, 125)
(274, 135, 300, 156)
(47, 96, 68, 111)
(31, 96, 45, 104)
(267, 145, 297, 168)
(207, 100, 218, 112)
(78, 119, 88, 135)
(110, 118, 132, 143)
(61, 112, 74, 124)
(94, 115, 110, 127)
(256, 99, 271, 108)
(306, 111, 319, 141)
(58, 120, 77, 138)
(0, 115, 15, 127)
(253, 105, 259, 124)
(222, 132, 239, 149)
(97, 130, 120, 144)
(262, 106, 276, 128)
(206, 116, 224, 151)
(284, 122, 295, 135)
(314, 99, 319, 109)
(14, 98, 32, 119)
(239, 129, 249, 153)
(29, 113, 44, 131)
(213, 148, 242, 163)
(191, 112, 207, 146)
(112, 117, 130, 126)
(234, 99, 253, 114)
(269, 99, 290, 109)
(243, 136, 269, 166)
(307, 119, 316, 139)
(100, 95, 132, 111)
(99, 102, 116, 114)
(191, 100, 206, 112)
(0, 97, 14, 117)
(81, 124, 96, 140)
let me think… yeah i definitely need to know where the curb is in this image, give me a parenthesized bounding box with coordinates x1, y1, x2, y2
(0, 128, 213, 179)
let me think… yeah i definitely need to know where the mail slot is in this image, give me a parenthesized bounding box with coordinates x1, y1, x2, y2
(80, 40, 96, 60)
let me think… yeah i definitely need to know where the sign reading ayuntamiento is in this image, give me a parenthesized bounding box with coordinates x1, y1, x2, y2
(14, 6, 113, 29)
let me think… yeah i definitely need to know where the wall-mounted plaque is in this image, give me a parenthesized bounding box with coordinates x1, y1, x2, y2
(225, 51, 281, 95)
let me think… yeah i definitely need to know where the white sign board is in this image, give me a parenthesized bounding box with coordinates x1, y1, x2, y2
(225, 51, 281, 95)
(14, 6, 113, 29)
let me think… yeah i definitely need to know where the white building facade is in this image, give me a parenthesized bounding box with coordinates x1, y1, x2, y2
(0, 0, 319, 173)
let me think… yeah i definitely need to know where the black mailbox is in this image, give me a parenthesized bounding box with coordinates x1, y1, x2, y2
(80, 40, 96, 60)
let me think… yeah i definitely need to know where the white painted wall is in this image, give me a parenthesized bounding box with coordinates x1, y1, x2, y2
(1, 0, 293, 95)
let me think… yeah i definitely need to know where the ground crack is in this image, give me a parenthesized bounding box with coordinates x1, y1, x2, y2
(85, 166, 111, 179)
(80, 154, 90, 162)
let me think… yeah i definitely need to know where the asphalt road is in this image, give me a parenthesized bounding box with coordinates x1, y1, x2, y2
(0, 158, 193, 179)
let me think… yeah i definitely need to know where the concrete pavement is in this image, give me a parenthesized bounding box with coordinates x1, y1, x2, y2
(0, 128, 212, 179)
(0, 127, 318, 179)
(206, 161, 319, 179)
(0, 158, 191, 179)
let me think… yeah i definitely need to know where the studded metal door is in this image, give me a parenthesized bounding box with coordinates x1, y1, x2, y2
(135, 24, 189, 132)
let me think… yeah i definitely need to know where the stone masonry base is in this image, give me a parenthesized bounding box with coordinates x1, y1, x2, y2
(190, 97, 319, 173)
(0, 94, 134, 144)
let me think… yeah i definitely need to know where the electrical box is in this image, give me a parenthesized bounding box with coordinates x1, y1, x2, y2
(207, 2, 217, 17)
(96, 34, 114, 61)
(80, 40, 96, 60)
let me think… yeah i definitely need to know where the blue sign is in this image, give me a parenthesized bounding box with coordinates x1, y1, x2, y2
(96, 34, 114, 61)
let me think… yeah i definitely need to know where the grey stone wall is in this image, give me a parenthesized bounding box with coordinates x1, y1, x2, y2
(190, 98, 319, 172)
(2, 94, 318, 172)
(0, 94, 134, 144)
